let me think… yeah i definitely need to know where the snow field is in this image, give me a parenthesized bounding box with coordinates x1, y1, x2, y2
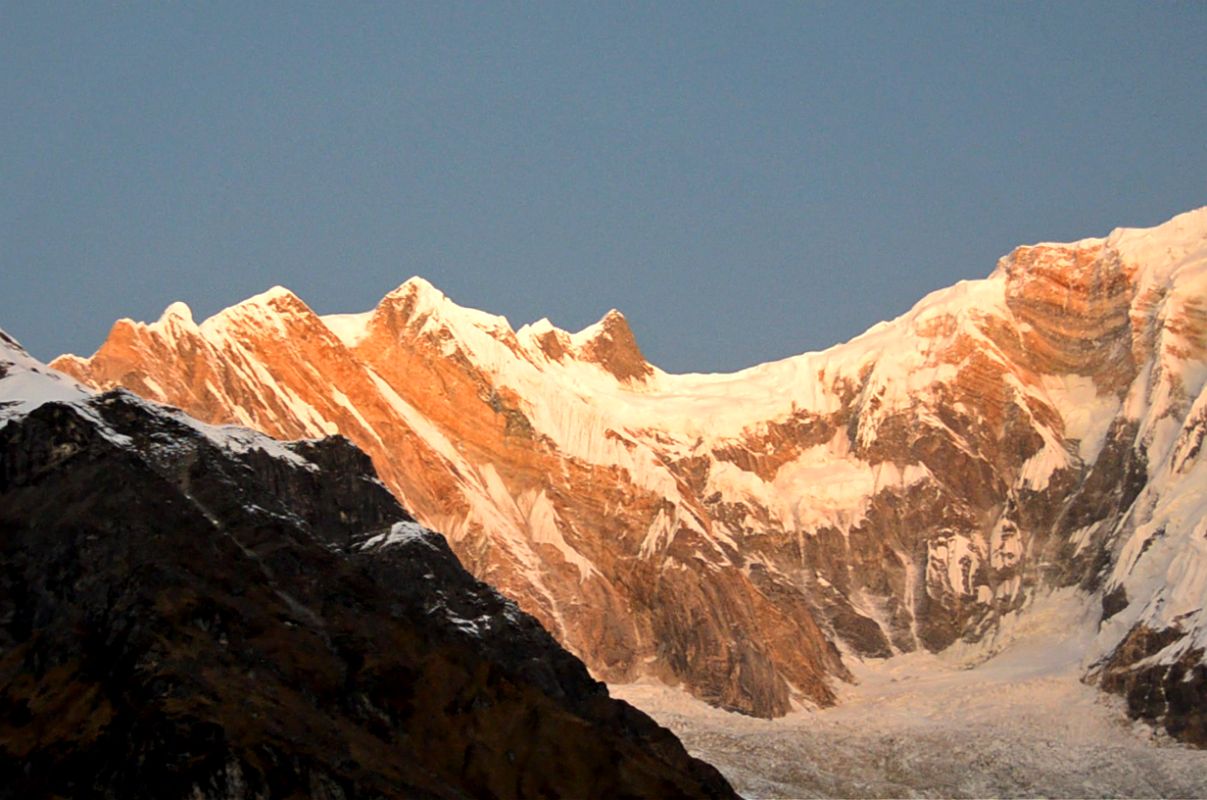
(614, 592, 1207, 799)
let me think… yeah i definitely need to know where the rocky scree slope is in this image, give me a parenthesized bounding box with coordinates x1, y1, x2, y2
(0, 331, 737, 799)
(55, 208, 1207, 741)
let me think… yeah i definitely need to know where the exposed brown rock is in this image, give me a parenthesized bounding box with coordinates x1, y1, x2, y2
(1098, 625, 1207, 747)
(577, 310, 654, 383)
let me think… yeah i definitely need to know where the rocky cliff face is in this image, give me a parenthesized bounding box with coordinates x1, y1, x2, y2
(0, 334, 737, 799)
(54, 208, 1207, 740)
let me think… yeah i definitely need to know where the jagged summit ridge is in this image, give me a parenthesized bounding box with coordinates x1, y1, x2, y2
(49, 208, 1207, 739)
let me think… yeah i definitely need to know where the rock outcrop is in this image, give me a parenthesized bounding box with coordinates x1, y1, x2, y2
(54, 209, 1207, 740)
(0, 334, 737, 799)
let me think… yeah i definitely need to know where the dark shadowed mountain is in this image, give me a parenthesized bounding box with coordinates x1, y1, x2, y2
(0, 331, 736, 799)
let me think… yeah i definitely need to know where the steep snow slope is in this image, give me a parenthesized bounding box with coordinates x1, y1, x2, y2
(0, 329, 91, 411)
(53, 208, 1207, 736)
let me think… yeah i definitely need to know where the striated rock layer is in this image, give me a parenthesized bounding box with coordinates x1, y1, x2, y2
(55, 208, 1207, 738)
(0, 332, 737, 799)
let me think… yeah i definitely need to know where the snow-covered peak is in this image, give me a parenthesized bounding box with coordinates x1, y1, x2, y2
(568, 309, 652, 383)
(1, 328, 33, 363)
(377, 276, 514, 336)
(380, 276, 457, 321)
(516, 317, 573, 362)
(569, 308, 624, 345)
(387, 275, 442, 300)
(199, 285, 313, 339)
(0, 328, 95, 421)
(220, 285, 306, 316)
(1009, 207, 1206, 258)
(248, 284, 301, 304)
(158, 301, 196, 327)
(994, 206, 1207, 289)
(1110, 204, 1207, 248)
(1109, 205, 1207, 288)
(516, 316, 558, 339)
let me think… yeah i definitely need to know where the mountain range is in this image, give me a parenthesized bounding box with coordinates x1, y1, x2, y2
(52, 207, 1207, 744)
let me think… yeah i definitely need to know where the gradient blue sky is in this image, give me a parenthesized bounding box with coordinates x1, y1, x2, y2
(3, 3, 1205, 372)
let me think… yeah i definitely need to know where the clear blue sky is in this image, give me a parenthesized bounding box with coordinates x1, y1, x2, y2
(3, 3, 1205, 372)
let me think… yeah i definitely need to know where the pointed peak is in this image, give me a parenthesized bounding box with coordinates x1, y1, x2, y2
(0, 328, 43, 379)
(401, 275, 439, 293)
(518, 318, 571, 362)
(157, 301, 196, 327)
(216, 285, 311, 318)
(0, 327, 28, 358)
(375, 276, 513, 337)
(570, 308, 634, 346)
(522, 317, 557, 335)
(198, 285, 316, 338)
(572, 308, 652, 383)
(378, 276, 450, 320)
(599, 308, 631, 332)
(384, 276, 445, 302)
(242, 285, 302, 306)
(2, 328, 93, 411)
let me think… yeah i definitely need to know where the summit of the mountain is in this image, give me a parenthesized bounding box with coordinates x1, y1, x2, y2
(383, 276, 510, 331)
(198, 284, 316, 339)
(52, 208, 1207, 741)
(157, 300, 196, 327)
(571, 308, 654, 383)
(0, 327, 92, 415)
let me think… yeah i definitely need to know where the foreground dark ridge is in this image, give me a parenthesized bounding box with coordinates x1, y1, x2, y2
(0, 333, 736, 799)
